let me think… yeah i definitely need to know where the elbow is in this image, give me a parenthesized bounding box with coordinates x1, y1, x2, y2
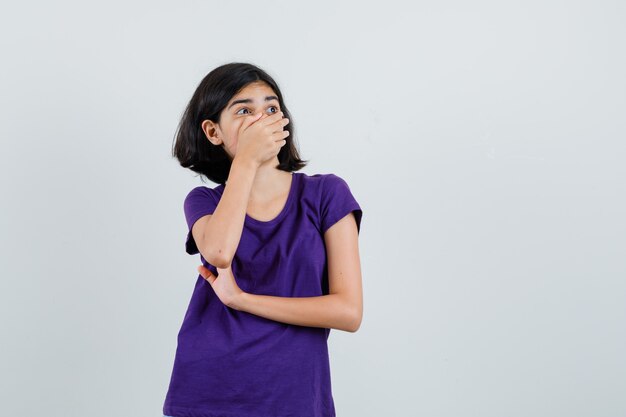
(201, 244, 233, 269)
(211, 251, 233, 269)
(212, 256, 232, 269)
(346, 307, 362, 333)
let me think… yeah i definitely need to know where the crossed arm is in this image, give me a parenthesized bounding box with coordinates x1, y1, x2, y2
(218, 212, 363, 333)
(195, 159, 363, 333)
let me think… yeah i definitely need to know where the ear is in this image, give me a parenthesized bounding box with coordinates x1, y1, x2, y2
(201, 119, 222, 146)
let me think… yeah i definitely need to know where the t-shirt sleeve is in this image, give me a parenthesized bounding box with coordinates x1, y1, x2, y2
(183, 186, 219, 255)
(320, 174, 363, 235)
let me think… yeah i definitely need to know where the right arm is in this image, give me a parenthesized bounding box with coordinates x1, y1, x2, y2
(193, 156, 258, 269)
(192, 109, 288, 269)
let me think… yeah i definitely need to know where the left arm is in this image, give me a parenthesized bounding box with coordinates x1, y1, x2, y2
(233, 212, 363, 332)
(236, 293, 357, 332)
(199, 212, 363, 331)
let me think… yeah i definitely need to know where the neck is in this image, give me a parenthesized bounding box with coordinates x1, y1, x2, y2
(249, 157, 290, 202)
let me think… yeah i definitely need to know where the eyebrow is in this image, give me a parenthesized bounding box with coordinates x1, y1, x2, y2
(227, 95, 279, 110)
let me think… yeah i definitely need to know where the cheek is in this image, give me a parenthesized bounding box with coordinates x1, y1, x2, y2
(229, 122, 243, 141)
(234, 122, 247, 142)
(220, 125, 235, 143)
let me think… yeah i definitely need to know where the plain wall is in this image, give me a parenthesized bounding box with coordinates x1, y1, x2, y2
(0, 1, 624, 416)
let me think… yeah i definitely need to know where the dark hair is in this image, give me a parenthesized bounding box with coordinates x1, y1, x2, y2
(171, 62, 308, 185)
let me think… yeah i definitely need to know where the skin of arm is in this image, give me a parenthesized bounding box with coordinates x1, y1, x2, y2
(194, 155, 363, 332)
(194, 156, 259, 269)
(230, 211, 363, 333)
(197, 211, 363, 332)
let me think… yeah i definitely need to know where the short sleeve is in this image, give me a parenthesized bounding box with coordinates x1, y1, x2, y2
(183, 186, 219, 255)
(320, 174, 363, 235)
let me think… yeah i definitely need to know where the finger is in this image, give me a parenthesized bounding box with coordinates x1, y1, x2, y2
(272, 116, 289, 134)
(257, 110, 284, 128)
(239, 112, 264, 133)
(273, 129, 290, 142)
(197, 265, 216, 285)
(197, 265, 208, 278)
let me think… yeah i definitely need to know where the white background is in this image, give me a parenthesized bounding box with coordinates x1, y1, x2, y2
(1, 1, 624, 416)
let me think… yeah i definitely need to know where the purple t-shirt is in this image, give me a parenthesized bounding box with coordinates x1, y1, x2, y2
(163, 171, 362, 417)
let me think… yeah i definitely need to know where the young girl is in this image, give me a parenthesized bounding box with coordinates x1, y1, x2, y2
(162, 62, 363, 417)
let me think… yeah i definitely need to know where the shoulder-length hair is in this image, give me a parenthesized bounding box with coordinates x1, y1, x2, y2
(172, 62, 308, 185)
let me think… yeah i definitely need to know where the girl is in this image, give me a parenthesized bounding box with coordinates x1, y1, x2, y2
(163, 62, 363, 417)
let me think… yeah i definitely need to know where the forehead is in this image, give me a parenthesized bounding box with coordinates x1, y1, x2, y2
(226, 83, 280, 112)
(230, 82, 276, 102)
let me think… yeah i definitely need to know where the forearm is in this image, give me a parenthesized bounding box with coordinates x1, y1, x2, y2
(202, 157, 257, 267)
(233, 292, 359, 332)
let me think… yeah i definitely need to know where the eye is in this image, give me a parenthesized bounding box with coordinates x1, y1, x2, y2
(236, 106, 280, 115)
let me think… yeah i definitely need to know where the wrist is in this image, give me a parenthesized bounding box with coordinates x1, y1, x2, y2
(233, 155, 259, 172)
(231, 290, 249, 311)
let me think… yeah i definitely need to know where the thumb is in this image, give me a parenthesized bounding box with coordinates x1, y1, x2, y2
(198, 265, 216, 285)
